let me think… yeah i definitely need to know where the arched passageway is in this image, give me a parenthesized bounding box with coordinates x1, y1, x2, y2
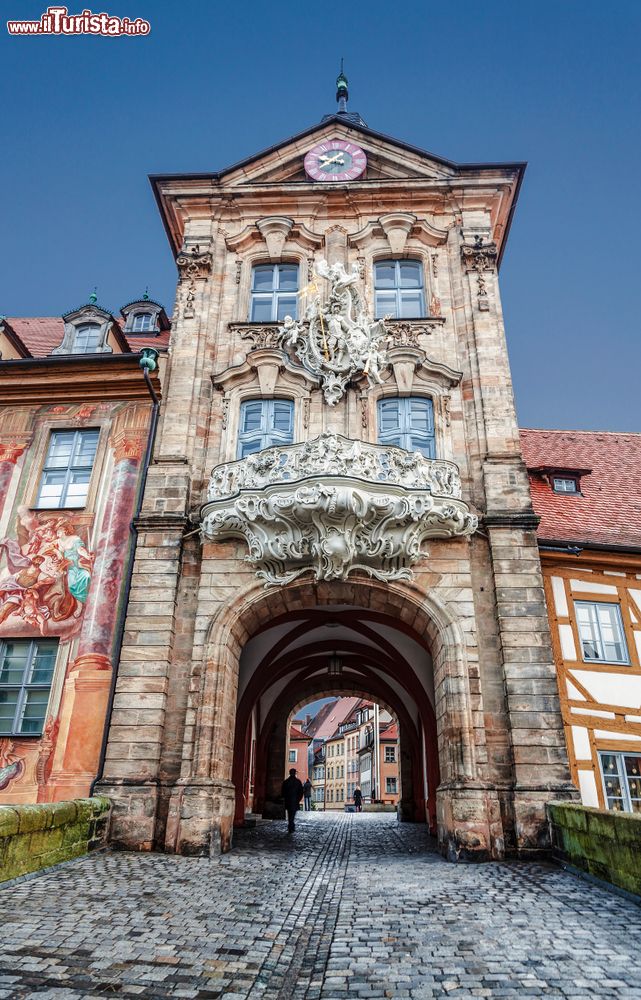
(232, 605, 440, 834)
(164, 577, 507, 861)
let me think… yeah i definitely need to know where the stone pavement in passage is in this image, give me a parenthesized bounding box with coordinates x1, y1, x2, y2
(0, 812, 639, 999)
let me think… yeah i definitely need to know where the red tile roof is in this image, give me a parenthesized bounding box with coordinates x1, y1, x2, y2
(4, 317, 170, 356)
(380, 721, 398, 740)
(521, 429, 641, 549)
(307, 697, 362, 741)
(289, 725, 311, 742)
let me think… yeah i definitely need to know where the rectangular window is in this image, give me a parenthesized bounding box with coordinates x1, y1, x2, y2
(250, 263, 299, 322)
(288, 749, 297, 762)
(73, 323, 102, 354)
(36, 429, 100, 509)
(374, 260, 425, 319)
(132, 313, 153, 332)
(553, 477, 578, 494)
(599, 752, 641, 812)
(385, 746, 396, 763)
(378, 397, 435, 459)
(386, 777, 398, 794)
(0, 639, 57, 736)
(575, 602, 629, 664)
(237, 399, 294, 459)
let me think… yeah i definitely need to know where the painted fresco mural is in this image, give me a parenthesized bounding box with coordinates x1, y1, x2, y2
(0, 399, 149, 803)
(0, 508, 94, 638)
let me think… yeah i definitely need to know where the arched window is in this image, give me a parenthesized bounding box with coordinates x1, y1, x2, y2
(374, 260, 425, 319)
(132, 312, 153, 332)
(72, 323, 102, 354)
(237, 399, 294, 458)
(378, 397, 435, 458)
(249, 263, 299, 322)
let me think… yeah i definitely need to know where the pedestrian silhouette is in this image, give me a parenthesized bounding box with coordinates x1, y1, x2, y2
(282, 768, 304, 832)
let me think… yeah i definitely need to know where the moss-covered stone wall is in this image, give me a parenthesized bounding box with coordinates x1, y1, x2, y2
(0, 797, 111, 883)
(548, 801, 641, 897)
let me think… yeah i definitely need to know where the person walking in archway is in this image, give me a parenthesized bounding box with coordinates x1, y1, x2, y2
(282, 768, 304, 832)
(303, 778, 313, 811)
(353, 786, 363, 813)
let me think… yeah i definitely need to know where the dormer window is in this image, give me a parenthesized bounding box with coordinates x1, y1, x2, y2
(553, 476, 578, 494)
(72, 323, 102, 354)
(132, 312, 154, 333)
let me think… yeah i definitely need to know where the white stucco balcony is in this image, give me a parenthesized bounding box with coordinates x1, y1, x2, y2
(201, 431, 477, 585)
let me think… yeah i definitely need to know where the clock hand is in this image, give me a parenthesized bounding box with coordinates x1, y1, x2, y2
(319, 153, 344, 166)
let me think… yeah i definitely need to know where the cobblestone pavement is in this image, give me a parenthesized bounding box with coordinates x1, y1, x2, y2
(1, 812, 639, 999)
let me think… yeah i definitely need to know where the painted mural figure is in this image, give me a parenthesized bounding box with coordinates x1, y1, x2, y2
(0, 507, 93, 637)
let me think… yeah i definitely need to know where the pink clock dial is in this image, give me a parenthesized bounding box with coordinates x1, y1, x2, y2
(304, 139, 367, 182)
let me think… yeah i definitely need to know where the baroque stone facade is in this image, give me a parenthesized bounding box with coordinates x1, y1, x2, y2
(99, 109, 577, 860)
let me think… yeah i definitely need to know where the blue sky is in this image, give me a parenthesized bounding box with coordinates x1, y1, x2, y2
(1, 0, 640, 431)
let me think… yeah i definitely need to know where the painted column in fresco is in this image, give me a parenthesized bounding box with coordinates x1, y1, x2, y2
(73, 431, 146, 672)
(46, 414, 149, 800)
(0, 442, 28, 519)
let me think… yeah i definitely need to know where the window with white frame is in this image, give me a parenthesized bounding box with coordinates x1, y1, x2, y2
(72, 323, 103, 354)
(288, 749, 297, 762)
(385, 745, 396, 763)
(553, 477, 578, 494)
(378, 397, 435, 458)
(237, 399, 294, 458)
(386, 777, 398, 794)
(131, 312, 154, 332)
(599, 752, 641, 812)
(249, 263, 299, 322)
(374, 260, 425, 319)
(575, 601, 629, 664)
(0, 639, 57, 736)
(36, 428, 100, 509)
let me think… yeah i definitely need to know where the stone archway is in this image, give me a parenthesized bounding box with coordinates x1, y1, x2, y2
(253, 677, 428, 830)
(165, 575, 506, 861)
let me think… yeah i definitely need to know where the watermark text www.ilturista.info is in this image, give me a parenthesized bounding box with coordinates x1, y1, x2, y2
(7, 6, 150, 35)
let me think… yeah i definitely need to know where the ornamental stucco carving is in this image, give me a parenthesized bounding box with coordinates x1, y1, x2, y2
(460, 235, 498, 271)
(201, 431, 477, 585)
(278, 260, 389, 405)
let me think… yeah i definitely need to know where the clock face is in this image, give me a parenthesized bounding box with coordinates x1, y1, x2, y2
(304, 139, 367, 182)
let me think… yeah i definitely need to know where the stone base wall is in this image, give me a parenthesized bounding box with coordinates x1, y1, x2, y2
(0, 796, 111, 883)
(548, 801, 641, 897)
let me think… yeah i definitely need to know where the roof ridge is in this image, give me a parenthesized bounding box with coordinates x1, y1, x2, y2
(521, 427, 641, 437)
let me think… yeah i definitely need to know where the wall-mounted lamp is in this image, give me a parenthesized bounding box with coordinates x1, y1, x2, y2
(328, 652, 343, 677)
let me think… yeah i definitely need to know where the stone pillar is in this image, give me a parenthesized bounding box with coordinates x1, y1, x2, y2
(487, 518, 578, 854)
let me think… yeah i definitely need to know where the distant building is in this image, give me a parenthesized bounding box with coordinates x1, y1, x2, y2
(285, 722, 312, 782)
